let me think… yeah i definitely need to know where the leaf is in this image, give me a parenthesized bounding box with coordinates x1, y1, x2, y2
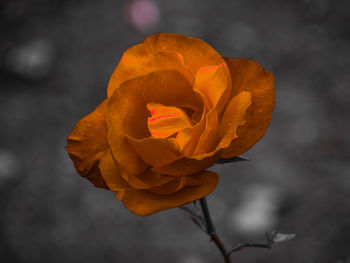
(273, 233, 296, 243)
(216, 156, 249, 164)
(191, 217, 206, 232)
(265, 229, 277, 245)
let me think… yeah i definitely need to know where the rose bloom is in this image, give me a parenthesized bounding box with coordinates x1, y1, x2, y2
(66, 33, 275, 216)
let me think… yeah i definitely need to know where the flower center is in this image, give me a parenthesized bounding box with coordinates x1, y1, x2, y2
(147, 102, 192, 139)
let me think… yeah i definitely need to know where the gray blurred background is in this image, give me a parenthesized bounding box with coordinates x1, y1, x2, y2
(0, 0, 349, 262)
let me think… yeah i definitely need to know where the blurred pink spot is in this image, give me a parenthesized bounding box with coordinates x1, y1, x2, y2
(126, 0, 160, 31)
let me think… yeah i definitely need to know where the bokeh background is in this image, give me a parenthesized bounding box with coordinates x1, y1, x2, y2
(1, 0, 349, 262)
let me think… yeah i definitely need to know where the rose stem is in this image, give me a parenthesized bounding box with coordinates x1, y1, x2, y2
(199, 197, 231, 263)
(227, 242, 271, 255)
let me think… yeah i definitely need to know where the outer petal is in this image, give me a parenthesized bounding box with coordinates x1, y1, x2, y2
(107, 49, 194, 97)
(217, 91, 252, 149)
(151, 152, 221, 176)
(107, 43, 152, 98)
(107, 70, 202, 171)
(193, 64, 228, 111)
(144, 33, 225, 80)
(121, 169, 174, 189)
(127, 136, 181, 167)
(66, 100, 109, 189)
(148, 176, 186, 195)
(99, 150, 128, 191)
(220, 58, 275, 158)
(99, 149, 175, 190)
(132, 51, 194, 85)
(119, 170, 219, 216)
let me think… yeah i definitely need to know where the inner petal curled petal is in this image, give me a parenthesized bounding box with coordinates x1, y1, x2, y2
(147, 102, 193, 139)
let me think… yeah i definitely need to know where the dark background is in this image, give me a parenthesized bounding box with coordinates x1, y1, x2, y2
(1, 0, 349, 262)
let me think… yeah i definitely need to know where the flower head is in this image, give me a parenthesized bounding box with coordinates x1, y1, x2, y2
(66, 33, 275, 216)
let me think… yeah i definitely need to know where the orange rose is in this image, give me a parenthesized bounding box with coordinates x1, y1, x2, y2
(66, 33, 275, 216)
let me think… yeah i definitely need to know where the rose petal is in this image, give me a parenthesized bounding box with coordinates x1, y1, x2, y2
(152, 91, 252, 176)
(107, 49, 194, 97)
(194, 64, 229, 111)
(128, 106, 214, 168)
(151, 152, 221, 176)
(148, 176, 186, 195)
(189, 65, 228, 155)
(192, 109, 220, 155)
(127, 136, 181, 167)
(143, 33, 226, 79)
(108, 70, 202, 171)
(145, 33, 233, 113)
(66, 100, 109, 189)
(147, 103, 193, 138)
(99, 150, 128, 191)
(185, 176, 202, 186)
(220, 58, 275, 158)
(121, 168, 175, 189)
(107, 43, 152, 98)
(119, 170, 219, 216)
(176, 106, 208, 156)
(99, 149, 175, 190)
(135, 51, 194, 85)
(217, 91, 252, 149)
(179, 65, 231, 156)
